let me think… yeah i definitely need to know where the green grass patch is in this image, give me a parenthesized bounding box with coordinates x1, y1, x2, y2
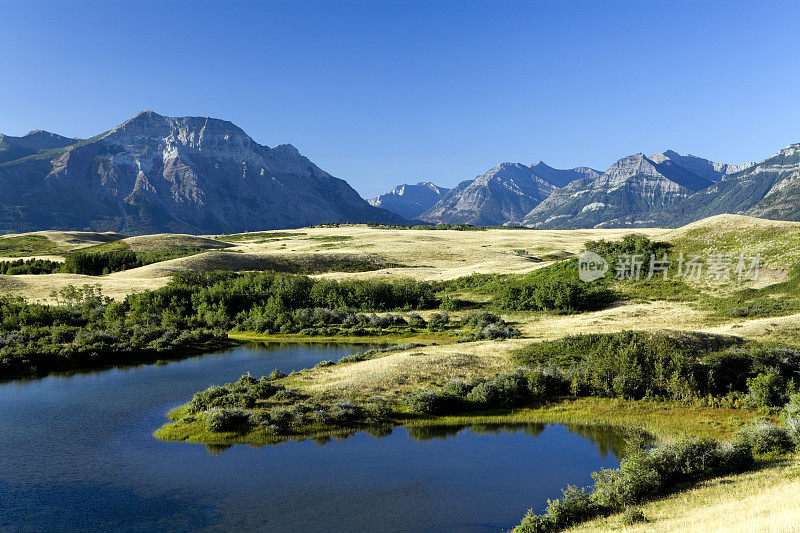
(0, 235, 59, 257)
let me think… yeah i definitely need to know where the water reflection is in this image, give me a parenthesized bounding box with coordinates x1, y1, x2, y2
(0, 343, 628, 532)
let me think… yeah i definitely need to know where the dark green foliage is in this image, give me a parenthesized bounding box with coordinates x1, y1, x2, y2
(189, 375, 283, 413)
(404, 389, 460, 415)
(56, 247, 210, 276)
(363, 398, 390, 420)
(0, 258, 62, 275)
(427, 312, 450, 331)
(583, 234, 672, 279)
(459, 310, 520, 339)
(0, 235, 59, 257)
(747, 372, 788, 408)
(442, 379, 472, 397)
(515, 330, 800, 402)
(516, 435, 757, 532)
(0, 284, 224, 378)
(440, 261, 614, 314)
(205, 408, 251, 432)
(0, 268, 429, 377)
(406, 368, 567, 415)
(493, 261, 614, 312)
(62, 250, 140, 275)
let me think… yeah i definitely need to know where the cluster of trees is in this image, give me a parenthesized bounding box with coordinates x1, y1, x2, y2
(0, 248, 210, 276)
(0, 258, 62, 275)
(441, 262, 615, 313)
(516, 330, 800, 406)
(0, 272, 442, 377)
(405, 368, 565, 415)
(583, 234, 672, 279)
(0, 286, 223, 378)
(61, 250, 142, 275)
(60, 248, 208, 275)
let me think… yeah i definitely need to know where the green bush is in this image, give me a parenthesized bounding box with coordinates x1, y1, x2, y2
(427, 312, 450, 331)
(620, 508, 647, 525)
(205, 408, 251, 432)
(747, 372, 788, 408)
(514, 331, 800, 403)
(734, 422, 795, 456)
(404, 389, 460, 415)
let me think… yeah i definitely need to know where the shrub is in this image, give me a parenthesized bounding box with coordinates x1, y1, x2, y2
(427, 312, 450, 331)
(734, 422, 795, 456)
(442, 379, 472, 398)
(363, 398, 390, 420)
(460, 311, 503, 329)
(747, 372, 788, 408)
(407, 312, 427, 327)
(620, 508, 647, 525)
(591, 454, 660, 508)
(545, 486, 600, 529)
(205, 408, 251, 432)
(269, 369, 287, 380)
(405, 389, 459, 415)
(330, 401, 361, 423)
(477, 323, 521, 339)
(439, 296, 459, 311)
(515, 510, 553, 533)
(466, 381, 503, 406)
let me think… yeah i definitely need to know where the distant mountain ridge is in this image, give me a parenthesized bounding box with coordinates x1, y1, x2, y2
(368, 182, 449, 220)
(652, 143, 800, 225)
(417, 162, 599, 226)
(2, 111, 797, 232)
(520, 152, 717, 228)
(0, 111, 407, 234)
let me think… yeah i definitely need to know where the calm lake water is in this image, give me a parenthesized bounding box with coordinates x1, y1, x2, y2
(0, 343, 623, 532)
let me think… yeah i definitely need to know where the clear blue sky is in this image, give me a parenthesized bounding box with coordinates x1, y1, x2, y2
(2, 0, 799, 198)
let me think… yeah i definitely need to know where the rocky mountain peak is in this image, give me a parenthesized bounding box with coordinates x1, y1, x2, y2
(0, 111, 407, 234)
(368, 181, 450, 220)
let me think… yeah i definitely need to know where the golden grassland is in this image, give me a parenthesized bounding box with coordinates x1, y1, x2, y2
(0, 223, 669, 300)
(1, 214, 797, 302)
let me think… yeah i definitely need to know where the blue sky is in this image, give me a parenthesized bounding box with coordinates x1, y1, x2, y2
(1, 0, 799, 198)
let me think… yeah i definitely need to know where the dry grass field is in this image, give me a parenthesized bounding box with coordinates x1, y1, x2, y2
(0, 224, 669, 301)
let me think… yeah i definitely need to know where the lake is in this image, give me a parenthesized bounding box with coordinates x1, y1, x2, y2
(0, 343, 623, 532)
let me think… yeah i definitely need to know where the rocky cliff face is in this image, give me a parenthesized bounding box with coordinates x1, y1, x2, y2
(655, 143, 800, 225)
(520, 153, 715, 228)
(418, 162, 595, 226)
(367, 182, 449, 220)
(648, 150, 754, 183)
(0, 111, 406, 234)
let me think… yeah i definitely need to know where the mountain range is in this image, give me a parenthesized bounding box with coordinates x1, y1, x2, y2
(2, 110, 799, 234)
(0, 111, 405, 235)
(375, 148, 799, 230)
